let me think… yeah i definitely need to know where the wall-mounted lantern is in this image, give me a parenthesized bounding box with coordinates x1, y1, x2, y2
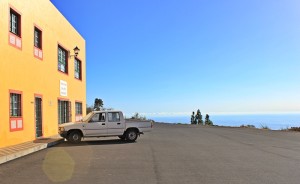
(69, 46, 80, 58)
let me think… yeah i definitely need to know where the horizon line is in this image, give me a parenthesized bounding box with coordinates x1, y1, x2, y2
(125, 111, 300, 117)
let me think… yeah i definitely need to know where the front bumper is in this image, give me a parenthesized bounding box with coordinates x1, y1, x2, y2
(59, 131, 68, 138)
(58, 127, 68, 138)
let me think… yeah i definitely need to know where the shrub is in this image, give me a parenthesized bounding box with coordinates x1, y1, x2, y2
(289, 127, 300, 132)
(204, 114, 214, 126)
(260, 124, 270, 130)
(240, 124, 256, 128)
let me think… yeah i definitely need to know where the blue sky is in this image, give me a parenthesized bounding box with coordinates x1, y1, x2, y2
(51, 0, 300, 116)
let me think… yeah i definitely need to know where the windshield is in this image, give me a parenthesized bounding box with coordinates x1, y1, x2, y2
(82, 112, 94, 122)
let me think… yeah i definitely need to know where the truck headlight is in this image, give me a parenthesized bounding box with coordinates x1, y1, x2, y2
(59, 127, 65, 132)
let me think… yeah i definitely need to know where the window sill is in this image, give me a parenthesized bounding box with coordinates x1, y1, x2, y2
(9, 117, 24, 132)
(8, 32, 22, 50)
(58, 70, 69, 76)
(74, 77, 82, 81)
(34, 47, 43, 60)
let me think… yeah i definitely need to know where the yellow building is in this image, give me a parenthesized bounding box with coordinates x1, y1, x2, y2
(0, 0, 86, 148)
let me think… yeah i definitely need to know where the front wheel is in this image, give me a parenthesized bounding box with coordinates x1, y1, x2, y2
(68, 131, 82, 143)
(118, 135, 126, 140)
(125, 129, 138, 142)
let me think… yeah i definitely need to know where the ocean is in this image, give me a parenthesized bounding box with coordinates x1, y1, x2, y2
(148, 114, 300, 130)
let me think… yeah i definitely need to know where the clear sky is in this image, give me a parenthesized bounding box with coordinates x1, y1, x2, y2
(51, 0, 300, 116)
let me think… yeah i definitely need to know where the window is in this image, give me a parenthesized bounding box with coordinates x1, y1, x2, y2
(9, 8, 22, 49)
(34, 26, 43, 59)
(58, 46, 68, 74)
(34, 27, 42, 49)
(9, 91, 23, 131)
(90, 113, 100, 122)
(89, 113, 106, 123)
(100, 113, 106, 122)
(58, 100, 71, 124)
(108, 112, 120, 122)
(74, 58, 82, 80)
(10, 93, 22, 117)
(75, 101, 83, 122)
(10, 9, 21, 37)
(75, 102, 82, 115)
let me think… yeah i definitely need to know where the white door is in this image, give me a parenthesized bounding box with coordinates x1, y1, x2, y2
(107, 112, 125, 135)
(83, 113, 107, 136)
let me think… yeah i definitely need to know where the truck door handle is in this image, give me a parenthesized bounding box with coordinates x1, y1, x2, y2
(117, 123, 121, 125)
(102, 123, 105, 125)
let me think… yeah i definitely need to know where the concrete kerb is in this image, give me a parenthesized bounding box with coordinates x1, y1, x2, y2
(0, 137, 64, 165)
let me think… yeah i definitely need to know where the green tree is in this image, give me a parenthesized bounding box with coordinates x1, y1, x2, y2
(191, 111, 195, 124)
(196, 109, 203, 125)
(204, 114, 213, 126)
(86, 104, 93, 114)
(93, 98, 103, 111)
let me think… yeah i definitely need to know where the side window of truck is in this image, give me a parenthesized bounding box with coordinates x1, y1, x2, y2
(89, 113, 100, 123)
(100, 113, 106, 122)
(89, 113, 106, 123)
(108, 112, 120, 122)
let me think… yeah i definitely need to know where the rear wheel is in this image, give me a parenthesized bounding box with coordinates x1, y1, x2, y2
(68, 131, 82, 143)
(125, 129, 138, 142)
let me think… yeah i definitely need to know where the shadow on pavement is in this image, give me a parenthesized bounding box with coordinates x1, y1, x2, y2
(56, 139, 134, 147)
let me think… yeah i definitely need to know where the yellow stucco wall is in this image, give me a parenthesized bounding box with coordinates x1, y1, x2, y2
(0, 0, 86, 148)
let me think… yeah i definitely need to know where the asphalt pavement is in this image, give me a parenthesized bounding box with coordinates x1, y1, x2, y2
(0, 123, 300, 184)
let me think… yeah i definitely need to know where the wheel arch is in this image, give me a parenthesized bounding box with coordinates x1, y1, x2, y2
(67, 129, 83, 137)
(125, 127, 140, 134)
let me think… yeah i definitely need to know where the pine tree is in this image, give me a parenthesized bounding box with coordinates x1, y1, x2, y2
(196, 109, 203, 125)
(191, 111, 195, 124)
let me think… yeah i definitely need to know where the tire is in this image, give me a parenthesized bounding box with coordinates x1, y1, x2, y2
(125, 129, 138, 142)
(118, 135, 126, 140)
(68, 131, 82, 143)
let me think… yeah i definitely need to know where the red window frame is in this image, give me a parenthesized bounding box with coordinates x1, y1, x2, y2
(75, 101, 83, 122)
(33, 24, 43, 60)
(9, 8, 21, 37)
(34, 26, 42, 49)
(75, 101, 83, 115)
(58, 44, 69, 75)
(74, 57, 82, 80)
(8, 5, 22, 50)
(58, 98, 72, 124)
(9, 90, 23, 132)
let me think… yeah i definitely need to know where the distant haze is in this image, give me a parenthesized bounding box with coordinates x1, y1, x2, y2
(149, 113, 300, 130)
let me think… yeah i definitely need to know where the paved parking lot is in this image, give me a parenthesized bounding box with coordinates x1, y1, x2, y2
(1, 123, 300, 184)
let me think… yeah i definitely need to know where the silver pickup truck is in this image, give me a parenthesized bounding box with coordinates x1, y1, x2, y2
(58, 110, 153, 143)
